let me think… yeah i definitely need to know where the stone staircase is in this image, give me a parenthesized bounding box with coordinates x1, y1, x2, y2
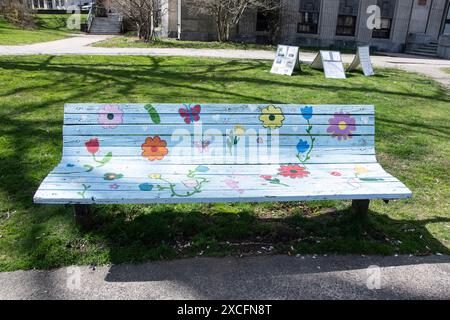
(89, 13, 122, 35)
(405, 42, 439, 57)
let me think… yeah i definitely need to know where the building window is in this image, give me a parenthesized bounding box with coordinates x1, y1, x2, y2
(256, 10, 270, 32)
(297, 0, 320, 34)
(372, 0, 395, 39)
(46, 0, 53, 9)
(336, 0, 359, 36)
(443, 2, 450, 35)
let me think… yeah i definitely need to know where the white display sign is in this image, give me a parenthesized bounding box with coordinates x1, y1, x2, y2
(348, 46, 375, 76)
(310, 51, 346, 79)
(270, 45, 300, 76)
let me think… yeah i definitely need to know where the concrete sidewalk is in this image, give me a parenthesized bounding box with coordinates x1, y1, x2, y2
(0, 35, 449, 88)
(0, 255, 449, 300)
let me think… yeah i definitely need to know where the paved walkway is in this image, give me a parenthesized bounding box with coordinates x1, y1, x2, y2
(0, 35, 449, 88)
(0, 255, 449, 300)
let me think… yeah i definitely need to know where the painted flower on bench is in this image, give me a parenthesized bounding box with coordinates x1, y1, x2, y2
(259, 105, 285, 129)
(83, 138, 112, 172)
(103, 173, 123, 181)
(296, 106, 315, 165)
(97, 104, 124, 129)
(327, 112, 356, 141)
(278, 164, 310, 179)
(300, 106, 313, 120)
(141, 136, 169, 161)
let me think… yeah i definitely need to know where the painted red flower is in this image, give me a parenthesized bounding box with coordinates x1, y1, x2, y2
(330, 171, 342, 176)
(260, 175, 272, 180)
(278, 164, 310, 179)
(85, 138, 99, 154)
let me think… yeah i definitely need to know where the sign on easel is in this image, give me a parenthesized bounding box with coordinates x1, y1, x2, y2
(348, 46, 375, 76)
(310, 51, 346, 79)
(270, 45, 300, 76)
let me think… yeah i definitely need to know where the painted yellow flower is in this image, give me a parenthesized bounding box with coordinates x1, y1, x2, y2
(354, 166, 369, 175)
(259, 105, 285, 129)
(149, 173, 162, 179)
(234, 125, 245, 136)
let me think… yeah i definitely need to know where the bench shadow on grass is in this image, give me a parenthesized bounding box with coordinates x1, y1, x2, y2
(97, 206, 450, 300)
(80, 203, 450, 264)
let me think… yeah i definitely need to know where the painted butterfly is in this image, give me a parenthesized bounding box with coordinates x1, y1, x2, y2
(194, 139, 211, 153)
(179, 104, 201, 124)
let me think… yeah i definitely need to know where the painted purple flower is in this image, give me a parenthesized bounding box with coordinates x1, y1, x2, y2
(327, 112, 356, 141)
(98, 104, 124, 129)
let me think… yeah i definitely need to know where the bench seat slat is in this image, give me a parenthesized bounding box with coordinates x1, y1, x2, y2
(63, 135, 375, 148)
(64, 113, 375, 126)
(65, 104, 375, 115)
(62, 146, 376, 157)
(49, 162, 391, 175)
(56, 154, 377, 165)
(63, 124, 375, 136)
(34, 184, 412, 205)
(38, 177, 405, 191)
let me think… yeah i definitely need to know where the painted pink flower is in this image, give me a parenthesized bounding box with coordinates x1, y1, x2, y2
(110, 183, 120, 189)
(260, 175, 272, 180)
(330, 171, 342, 177)
(98, 104, 124, 129)
(182, 179, 198, 188)
(224, 179, 244, 194)
(327, 112, 356, 141)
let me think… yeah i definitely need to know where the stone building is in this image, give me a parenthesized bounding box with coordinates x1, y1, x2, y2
(161, 0, 450, 58)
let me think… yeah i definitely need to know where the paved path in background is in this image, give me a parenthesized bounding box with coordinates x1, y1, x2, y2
(0, 255, 449, 300)
(0, 35, 450, 88)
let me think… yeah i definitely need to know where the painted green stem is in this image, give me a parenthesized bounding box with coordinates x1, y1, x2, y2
(296, 119, 315, 166)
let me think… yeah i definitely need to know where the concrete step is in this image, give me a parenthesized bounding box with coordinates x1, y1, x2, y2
(89, 31, 122, 35)
(404, 50, 438, 57)
(414, 48, 438, 54)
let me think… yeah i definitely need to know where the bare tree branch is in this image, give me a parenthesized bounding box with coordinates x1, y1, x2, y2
(189, 0, 279, 42)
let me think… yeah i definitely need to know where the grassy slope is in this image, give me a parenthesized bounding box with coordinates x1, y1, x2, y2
(0, 14, 85, 45)
(93, 36, 278, 50)
(0, 55, 449, 271)
(93, 36, 357, 54)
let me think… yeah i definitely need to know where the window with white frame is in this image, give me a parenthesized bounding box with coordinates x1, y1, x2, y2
(372, 0, 395, 39)
(297, 0, 321, 34)
(443, 2, 450, 35)
(336, 0, 359, 36)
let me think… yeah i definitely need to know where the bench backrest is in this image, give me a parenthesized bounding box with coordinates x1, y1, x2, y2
(63, 104, 375, 166)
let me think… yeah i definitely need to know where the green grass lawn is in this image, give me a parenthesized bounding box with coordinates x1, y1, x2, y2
(93, 36, 357, 53)
(0, 55, 449, 271)
(93, 36, 278, 50)
(443, 68, 450, 74)
(0, 14, 86, 45)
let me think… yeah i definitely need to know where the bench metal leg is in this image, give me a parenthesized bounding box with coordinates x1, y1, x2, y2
(352, 199, 370, 218)
(74, 205, 92, 228)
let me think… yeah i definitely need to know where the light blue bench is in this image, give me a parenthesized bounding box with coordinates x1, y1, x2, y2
(34, 104, 412, 225)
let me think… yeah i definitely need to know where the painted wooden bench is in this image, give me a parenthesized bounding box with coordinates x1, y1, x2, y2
(34, 104, 412, 225)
